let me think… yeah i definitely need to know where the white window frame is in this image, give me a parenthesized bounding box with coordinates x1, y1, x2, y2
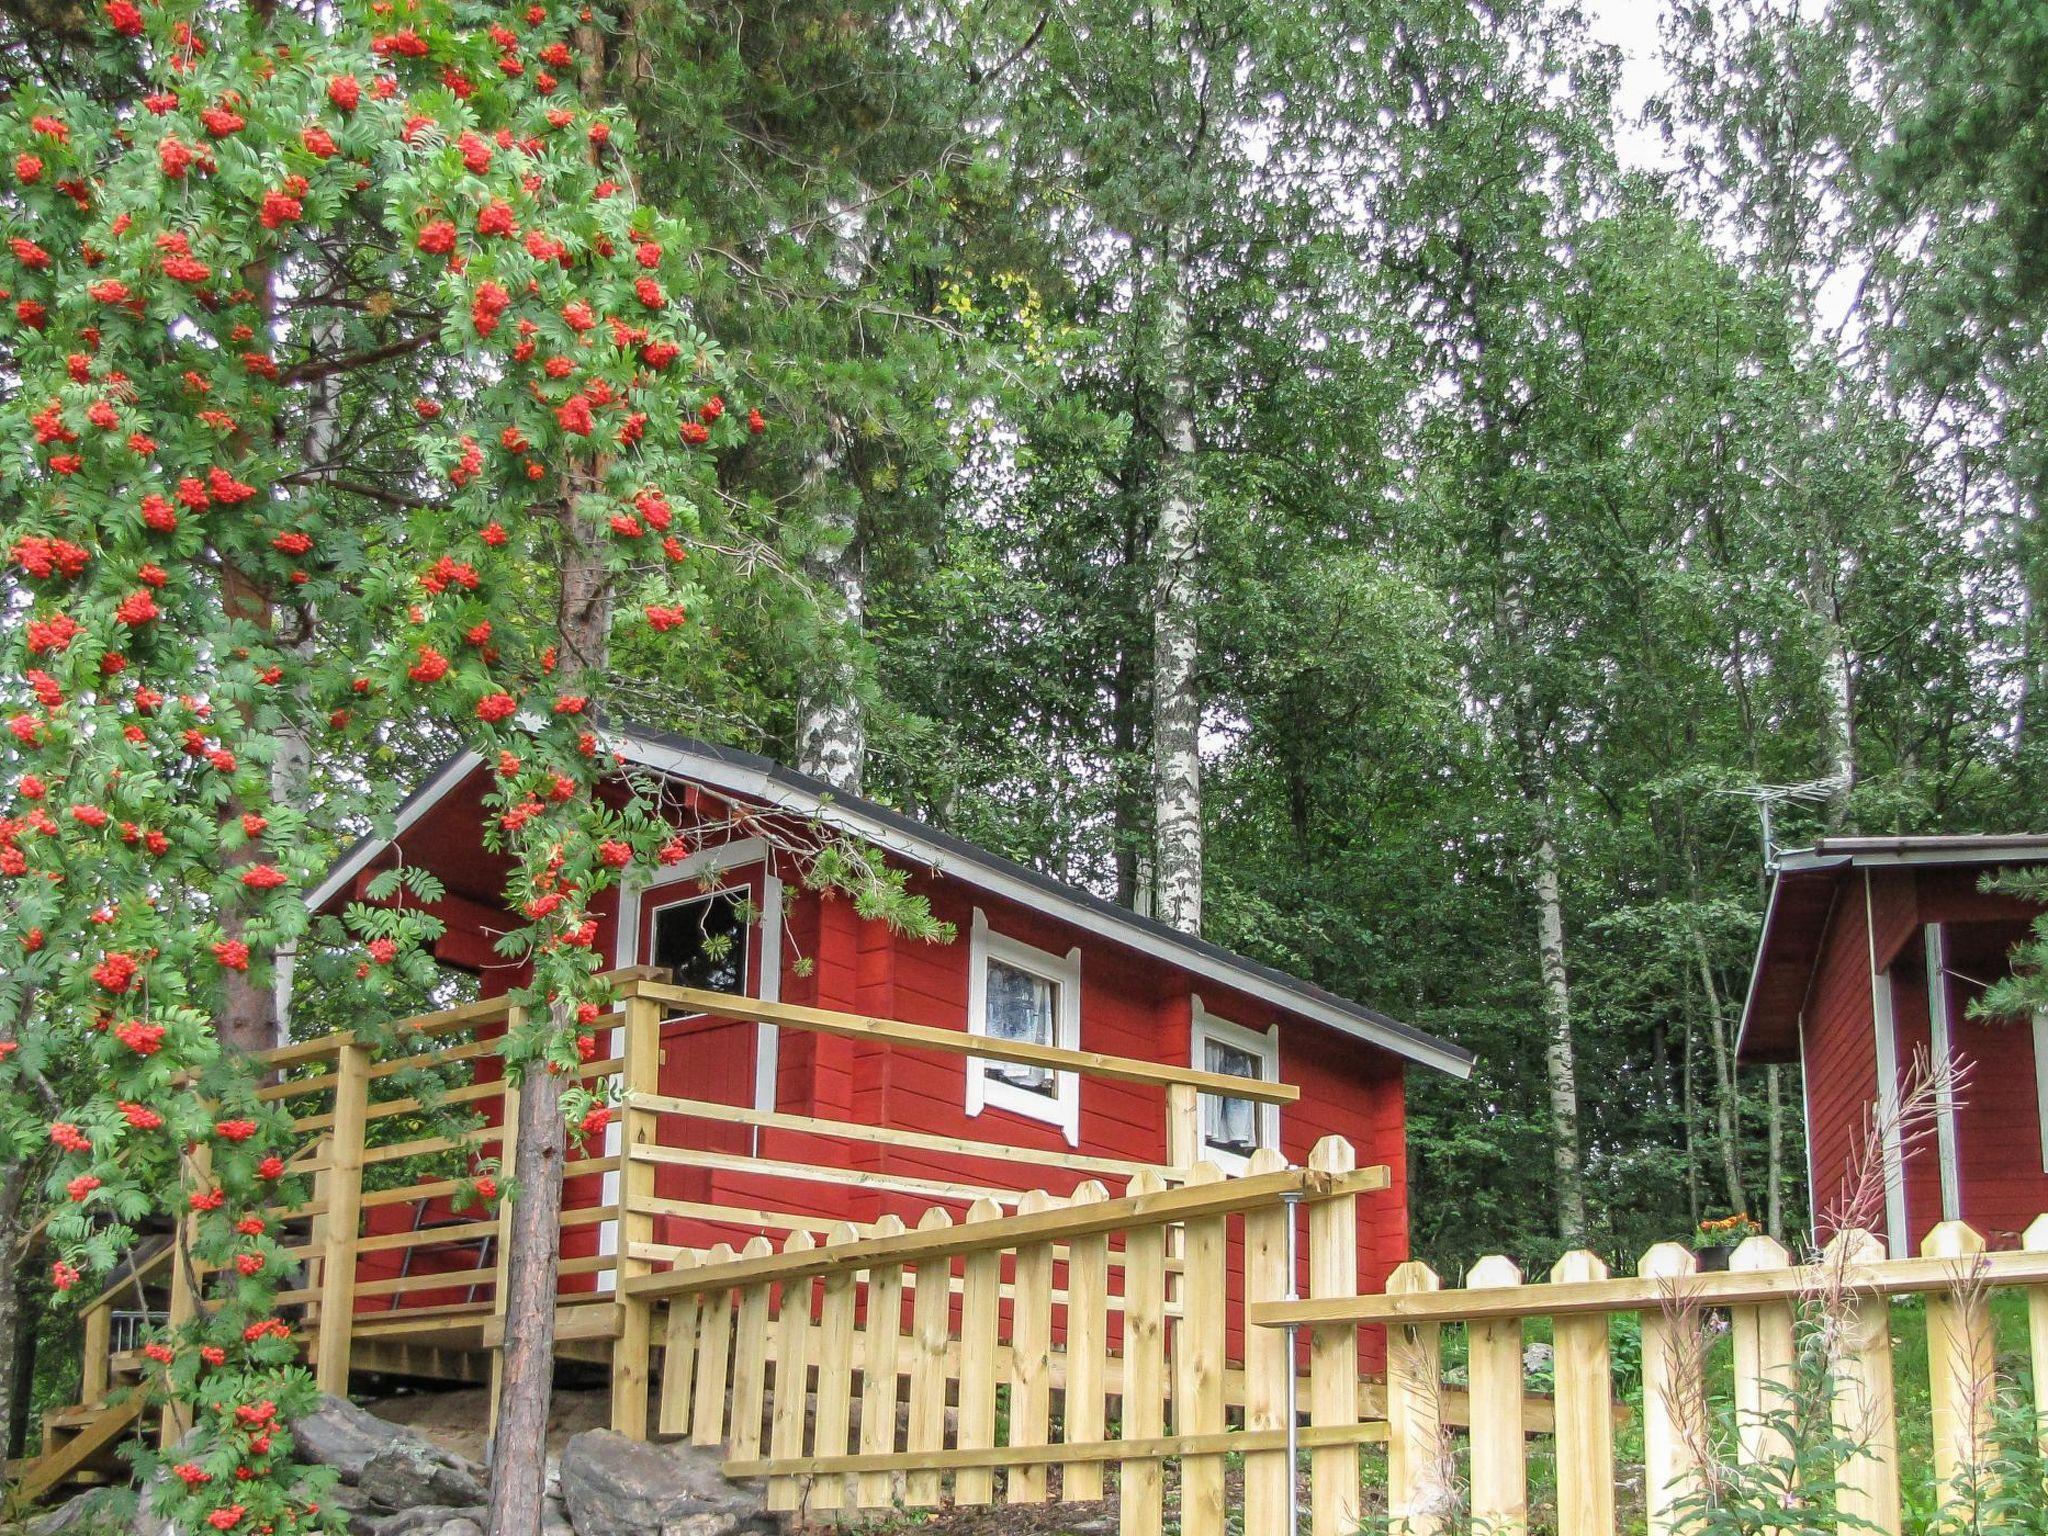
(1189, 997, 1281, 1174)
(965, 908, 1082, 1145)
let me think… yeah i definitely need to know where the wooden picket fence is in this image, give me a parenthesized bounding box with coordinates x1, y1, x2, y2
(615, 1138, 1393, 1533)
(1253, 1219, 2048, 1536)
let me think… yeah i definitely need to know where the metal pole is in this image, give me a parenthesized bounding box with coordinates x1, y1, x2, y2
(1283, 1188, 1303, 1536)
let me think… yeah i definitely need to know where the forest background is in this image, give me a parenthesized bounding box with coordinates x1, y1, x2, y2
(9, 0, 2045, 1312)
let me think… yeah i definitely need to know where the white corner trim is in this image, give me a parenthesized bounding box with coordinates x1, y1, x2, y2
(1924, 923, 1962, 1222)
(2033, 1008, 2048, 1177)
(1797, 1006, 1820, 1250)
(964, 907, 1082, 1146)
(1866, 872, 1910, 1259)
(1188, 995, 1281, 1174)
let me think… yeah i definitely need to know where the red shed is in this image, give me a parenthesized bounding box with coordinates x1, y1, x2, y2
(308, 725, 1474, 1322)
(1737, 834, 2048, 1256)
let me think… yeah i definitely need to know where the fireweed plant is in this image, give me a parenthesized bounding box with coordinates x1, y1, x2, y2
(0, 0, 809, 1525)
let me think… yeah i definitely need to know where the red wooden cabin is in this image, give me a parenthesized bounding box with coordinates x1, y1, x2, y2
(308, 726, 1474, 1331)
(1737, 834, 2048, 1256)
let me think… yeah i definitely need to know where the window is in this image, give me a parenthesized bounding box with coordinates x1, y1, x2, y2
(650, 890, 750, 995)
(1191, 1002, 1279, 1172)
(966, 909, 1082, 1144)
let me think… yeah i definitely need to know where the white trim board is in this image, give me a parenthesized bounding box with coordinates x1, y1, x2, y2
(1924, 923, 1962, 1223)
(1866, 872, 1910, 1259)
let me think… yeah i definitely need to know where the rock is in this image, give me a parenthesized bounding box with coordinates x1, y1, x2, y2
(25, 1487, 129, 1536)
(356, 1506, 486, 1536)
(540, 1494, 575, 1536)
(292, 1395, 487, 1512)
(557, 1432, 768, 1536)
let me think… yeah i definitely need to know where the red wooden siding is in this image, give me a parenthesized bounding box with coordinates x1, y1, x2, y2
(1798, 883, 1881, 1239)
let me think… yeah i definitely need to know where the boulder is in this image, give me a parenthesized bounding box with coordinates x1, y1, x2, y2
(292, 1396, 487, 1512)
(24, 1487, 129, 1536)
(556, 1432, 768, 1536)
(355, 1506, 486, 1536)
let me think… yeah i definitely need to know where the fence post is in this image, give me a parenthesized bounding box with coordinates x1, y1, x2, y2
(1118, 1168, 1168, 1536)
(766, 1230, 816, 1515)
(1241, 1150, 1291, 1535)
(1178, 1163, 1229, 1536)
(160, 1146, 209, 1444)
(313, 1041, 369, 1396)
(696, 1245, 745, 1449)
(1307, 1135, 1360, 1536)
(1729, 1234, 1795, 1467)
(1637, 1242, 1701, 1536)
(1549, 1250, 1615, 1536)
(856, 1213, 908, 1510)
(1825, 1228, 1900, 1535)
(1008, 1190, 1057, 1506)
(1062, 1181, 1112, 1503)
(2027, 1216, 2048, 1459)
(657, 1253, 701, 1437)
(1923, 1220, 1994, 1507)
(904, 1207, 954, 1508)
(810, 1223, 861, 1514)
(1467, 1255, 1527, 1536)
(609, 992, 662, 1437)
(954, 1197, 1005, 1507)
(1386, 1259, 1445, 1536)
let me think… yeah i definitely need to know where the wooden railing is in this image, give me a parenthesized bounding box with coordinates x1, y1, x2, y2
(1252, 1219, 2048, 1536)
(616, 1139, 1390, 1532)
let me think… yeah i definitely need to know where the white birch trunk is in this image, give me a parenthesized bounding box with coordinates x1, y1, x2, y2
(794, 424, 866, 793)
(1150, 248, 1203, 937)
(1532, 828, 1588, 1245)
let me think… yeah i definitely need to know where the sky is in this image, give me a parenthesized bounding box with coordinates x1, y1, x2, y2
(1580, 0, 1679, 172)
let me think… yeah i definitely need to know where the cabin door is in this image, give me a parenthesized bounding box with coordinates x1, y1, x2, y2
(634, 862, 777, 1203)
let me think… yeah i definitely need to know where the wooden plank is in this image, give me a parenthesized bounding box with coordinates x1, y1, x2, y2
(79, 1302, 110, 1408)
(1729, 1235, 1795, 1467)
(660, 1268, 703, 1438)
(954, 1198, 1003, 1507)
(628, 1141, 1030, 1207)
(1252, 1247, 2048, 1328)
(1467, 1255, 1527, 1536)
(1826, 1229, 1900, 1535)
(904, 1208, 954, 1508)
(810, 1225, 860, 1513)
(16, 1394, 143, 1502)
(1007, 1191, 1057, 1506)
(856, 1215, 908, 1510)
(1062, 1181, 1112, 1504)
(1636, 1243, 1699, 1536)
(629, 1163, 1385, 1298)
(1308, 1136, 1360, 1536)
(728, 1241, 775, 1458)
(2029, 1216, 2048, 1462)
(1240, 1151, 1290, 1534)
(1178, 1163, 1230, 1536)
(610, 996, 662, 1438)
(766, 1232, 815, 1515)
(1386, 1259, 1445, 1536)
(1550, 1250, 1616, 1536)
(693, 1243, 742, 1449)
(1119, 1169, 1168, 1536)
(725, 1420, 1388, 1479)
(315, 1042, 371, 1395)
(633, 981, 1299, 1103)
(626, 1090, 1160, 1180)
(1923, 1220, 1994, 1506)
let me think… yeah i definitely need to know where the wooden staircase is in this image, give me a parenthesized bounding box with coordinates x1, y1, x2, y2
(6, 1393, 144, 1503)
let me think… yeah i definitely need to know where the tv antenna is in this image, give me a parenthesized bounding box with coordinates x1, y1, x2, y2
(1717, 778, 1844, 873)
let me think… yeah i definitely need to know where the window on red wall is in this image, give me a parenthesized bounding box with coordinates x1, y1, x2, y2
(1191, 1001, 1280, 1173)
(650, 890, 751, 995)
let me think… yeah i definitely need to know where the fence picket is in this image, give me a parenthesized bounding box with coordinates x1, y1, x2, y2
(766, 1230, 816, 1515)
(1178, 1163, 1230, 1536)
(810, 1223, 861, 1513)
(1119, 1169, 1169, 1536)
(2028, 1216, 2048, 1459)
(1923, 1220, 1995, 1507)
(1636, 1242, 1700, 1536)
(1825, 1228, 1900, 1536)
(690, 1242, 738, 1447)
(1730, 1234, 1796, 1467)
(955, 1197, 1005, 1507)
(905, 1207, 955, 1508)
(1308, 1136, 1361, 1536)
(1386, 1259, 1445, 1535)
(1467, 1255, 1527, 1536)
(1008, 1190, 1058, 1505)
(1062, 1180, 1112, 1502)
(857, 1213, 908, 1511)
(1241, 1150, 1291, 1535)
(1550, 1250, 1616, 1536)
(728, 1239, 776, 1459)
(657, 1253, 701, 1437)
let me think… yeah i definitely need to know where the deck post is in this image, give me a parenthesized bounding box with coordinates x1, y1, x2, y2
(609, 990, 661, 1436)
(314, 1042, 370, 1395)
(160, 1146, 208, 1443)
(79, 1300, 111, 1407)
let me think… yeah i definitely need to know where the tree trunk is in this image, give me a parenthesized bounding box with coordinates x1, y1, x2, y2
(1530, 827, 1588, 1246)
(1805, 544, 1856, 825)
(1766, 1063, 1785, 1240)
(1691, 926, 1748, 1215)
(0, 1161, 33, 1462)
(794, 423, 866, 793)
(1149, 245, 1202, 937)
(484, 1053, 570, 1536)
